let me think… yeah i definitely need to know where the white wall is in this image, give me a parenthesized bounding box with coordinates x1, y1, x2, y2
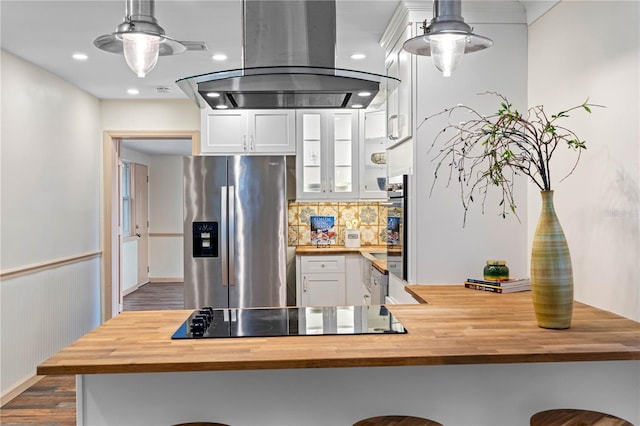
(528, 1, 640, 321)
(148, 155, 184, 281)
(100, 99, 199, 131)
(0, 50, 101, 396)
(121, 146, 151, 166)
(411, 23, 529, 284)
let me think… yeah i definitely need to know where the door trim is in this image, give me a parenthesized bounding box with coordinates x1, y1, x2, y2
(101, 130, 199, 322)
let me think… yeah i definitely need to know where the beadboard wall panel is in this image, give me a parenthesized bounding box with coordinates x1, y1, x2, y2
(149, 236, 183, 280)
(0, 257, 100, 397)
(121, 240, 139, 294)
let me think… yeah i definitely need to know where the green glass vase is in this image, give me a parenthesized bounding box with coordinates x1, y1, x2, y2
(483, 261, 509, 281)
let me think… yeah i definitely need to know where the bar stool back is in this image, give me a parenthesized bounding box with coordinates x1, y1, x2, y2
(530, 409, 633, 426)
(172, 423, 229, 426)
(353, 415, 444, 426)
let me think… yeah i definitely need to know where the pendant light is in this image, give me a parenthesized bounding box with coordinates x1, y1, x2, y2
(403, 0, 493, 77)
(94, 0, 188, 78)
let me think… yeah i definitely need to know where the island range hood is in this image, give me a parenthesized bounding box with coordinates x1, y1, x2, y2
(177, 0, 399, 110)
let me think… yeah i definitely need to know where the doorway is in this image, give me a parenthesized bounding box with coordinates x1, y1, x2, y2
(102, 131, 198, 321)
(120, 161, 149, 298)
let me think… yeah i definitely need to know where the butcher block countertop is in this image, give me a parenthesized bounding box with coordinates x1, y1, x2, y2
(37, 285, 640, 376)
(295, 245, 387, 255)
(296, 245, 388, 272)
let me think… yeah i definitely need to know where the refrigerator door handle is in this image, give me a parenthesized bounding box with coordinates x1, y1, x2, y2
(221, 186, 228, 287)
(228, 185, 236, 286)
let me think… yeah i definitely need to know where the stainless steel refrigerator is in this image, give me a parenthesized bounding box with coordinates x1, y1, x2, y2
(183, 155, 294, 309)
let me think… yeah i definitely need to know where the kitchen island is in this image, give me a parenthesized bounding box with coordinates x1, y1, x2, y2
(38, 285, 640, 426)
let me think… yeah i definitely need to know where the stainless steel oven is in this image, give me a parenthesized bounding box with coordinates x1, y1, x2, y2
(385, 175, 407, 281)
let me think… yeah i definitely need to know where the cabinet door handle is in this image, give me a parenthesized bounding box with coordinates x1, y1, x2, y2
(329, 178, 333, 193)
(242, 135, 247, 151)
(250, 135, 255, 151)
(322, 179, 326, 192)
(303, 276, 308, 292)
(388, 115, 398, 140)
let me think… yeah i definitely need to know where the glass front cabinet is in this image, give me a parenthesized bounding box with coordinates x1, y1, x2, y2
(360, 108, 388, 199)
(296, 110, 359, 200)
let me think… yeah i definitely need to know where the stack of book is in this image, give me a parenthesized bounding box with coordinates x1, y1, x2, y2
(464, 278, 531, 294)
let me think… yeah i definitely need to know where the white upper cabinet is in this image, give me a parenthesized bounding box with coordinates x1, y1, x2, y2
(296, 110, 359, 200)
(200, 107, 295, 154)
(248, 111, 296, 153)
(385, 22, 413, 146)
(359, 108, 388, 199)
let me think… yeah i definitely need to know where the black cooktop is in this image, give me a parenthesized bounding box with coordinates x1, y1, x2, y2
(171, 305, 407, 339)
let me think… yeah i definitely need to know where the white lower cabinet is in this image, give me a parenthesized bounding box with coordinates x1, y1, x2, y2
(345, 254, 363, 305)
(297, 255, 346, 306)
(300, 273, 345, 306)
(296, 254, 363, 307)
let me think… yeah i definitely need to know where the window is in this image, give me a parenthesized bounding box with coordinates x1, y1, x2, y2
(121, 161, 132, 237)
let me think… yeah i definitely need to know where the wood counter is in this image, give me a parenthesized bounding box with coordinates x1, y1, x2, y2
(295, 245, 387, 255)
(296, 245, 388, 273)
(37, 285, 640, 376)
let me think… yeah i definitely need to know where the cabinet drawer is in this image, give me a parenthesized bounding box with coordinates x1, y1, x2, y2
(300, 256, 345, 273)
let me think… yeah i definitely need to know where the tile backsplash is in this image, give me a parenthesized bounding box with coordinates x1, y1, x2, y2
(288, 201, 387, 246)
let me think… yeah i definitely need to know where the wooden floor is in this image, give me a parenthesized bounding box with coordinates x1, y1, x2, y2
(123, 282, 184, 311)
(0, 282, 184, 425)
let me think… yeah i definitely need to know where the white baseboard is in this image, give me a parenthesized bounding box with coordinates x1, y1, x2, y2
(149, 277, 183, 283)
(122, 285, 141, 297)
(1, 374, 44, 407)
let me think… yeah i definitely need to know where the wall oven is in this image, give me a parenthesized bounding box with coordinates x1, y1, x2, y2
(386, 174, 408, 281)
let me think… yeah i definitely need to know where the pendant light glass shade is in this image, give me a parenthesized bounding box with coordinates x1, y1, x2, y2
(94, 0, 190, 78)
(430, 34, 466, 77)
(403, 0, 492, 77)
(122, 33, 160, 78)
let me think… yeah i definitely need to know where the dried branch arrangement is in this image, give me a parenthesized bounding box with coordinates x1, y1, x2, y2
(425, 92, 601, 224)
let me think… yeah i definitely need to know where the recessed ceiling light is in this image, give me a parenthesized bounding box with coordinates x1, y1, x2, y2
(212, 54, 228, 61)
(357, 91, 372, 97)
(351, 104, 363, 109)
(216, 104, 229, 109)
(206, 92, 221, 98)
(72, 53, 88, 61)
(350, 53, 366, 60)
(127, 88, 139, 95)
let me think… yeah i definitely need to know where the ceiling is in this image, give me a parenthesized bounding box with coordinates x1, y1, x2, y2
(0, 0, 554, 155)
(0, 0, 554, 102)
(0, 0, 402, 101)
